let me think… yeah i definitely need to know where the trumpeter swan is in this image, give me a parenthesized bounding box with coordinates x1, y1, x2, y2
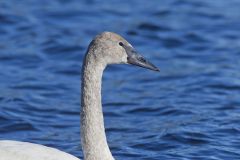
(0, 32, 159, 160)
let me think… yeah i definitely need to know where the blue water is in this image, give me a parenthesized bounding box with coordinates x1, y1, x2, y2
(0, 0, 240, 159)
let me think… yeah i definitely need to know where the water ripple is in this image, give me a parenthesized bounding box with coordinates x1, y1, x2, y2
(0, 0, 240, 159)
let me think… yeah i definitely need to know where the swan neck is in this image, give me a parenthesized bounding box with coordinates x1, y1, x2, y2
(81, 54, 114, 160)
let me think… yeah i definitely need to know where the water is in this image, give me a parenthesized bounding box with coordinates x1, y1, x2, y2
(0, 0, 239, 159)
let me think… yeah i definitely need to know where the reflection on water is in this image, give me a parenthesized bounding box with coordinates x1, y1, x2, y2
(0, 0, 240, 159)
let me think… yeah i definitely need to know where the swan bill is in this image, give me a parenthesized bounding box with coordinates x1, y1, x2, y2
(127, 52, 159, 72)
(123, 44, 159, 71)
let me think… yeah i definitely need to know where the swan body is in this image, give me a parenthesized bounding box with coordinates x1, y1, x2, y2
(0, 32, 159, 160)
(0, 140, 80, 160)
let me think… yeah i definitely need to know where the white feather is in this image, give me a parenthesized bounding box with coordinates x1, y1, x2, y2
(0, 140, 80, 160)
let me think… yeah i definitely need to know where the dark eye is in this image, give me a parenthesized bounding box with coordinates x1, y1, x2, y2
(119, 42, 123, 46)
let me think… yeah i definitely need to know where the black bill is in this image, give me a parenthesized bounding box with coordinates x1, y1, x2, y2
(123, 44, 159, 72)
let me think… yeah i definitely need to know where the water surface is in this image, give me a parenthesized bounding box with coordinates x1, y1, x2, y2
(0, 0, 240, 159)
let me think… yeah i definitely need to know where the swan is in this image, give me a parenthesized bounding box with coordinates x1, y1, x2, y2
(0, 32, 159, 160)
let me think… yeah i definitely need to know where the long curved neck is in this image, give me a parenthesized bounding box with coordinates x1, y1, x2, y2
(80, 52, 114, 160)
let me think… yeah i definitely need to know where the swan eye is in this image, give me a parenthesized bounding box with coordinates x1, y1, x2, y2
(119, 42, 124, 46)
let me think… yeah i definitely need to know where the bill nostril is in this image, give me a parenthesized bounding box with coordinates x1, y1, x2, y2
(139, 57, 146, 63)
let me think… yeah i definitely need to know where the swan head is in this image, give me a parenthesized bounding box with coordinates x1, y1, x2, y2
(90, 31, 159, 71)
